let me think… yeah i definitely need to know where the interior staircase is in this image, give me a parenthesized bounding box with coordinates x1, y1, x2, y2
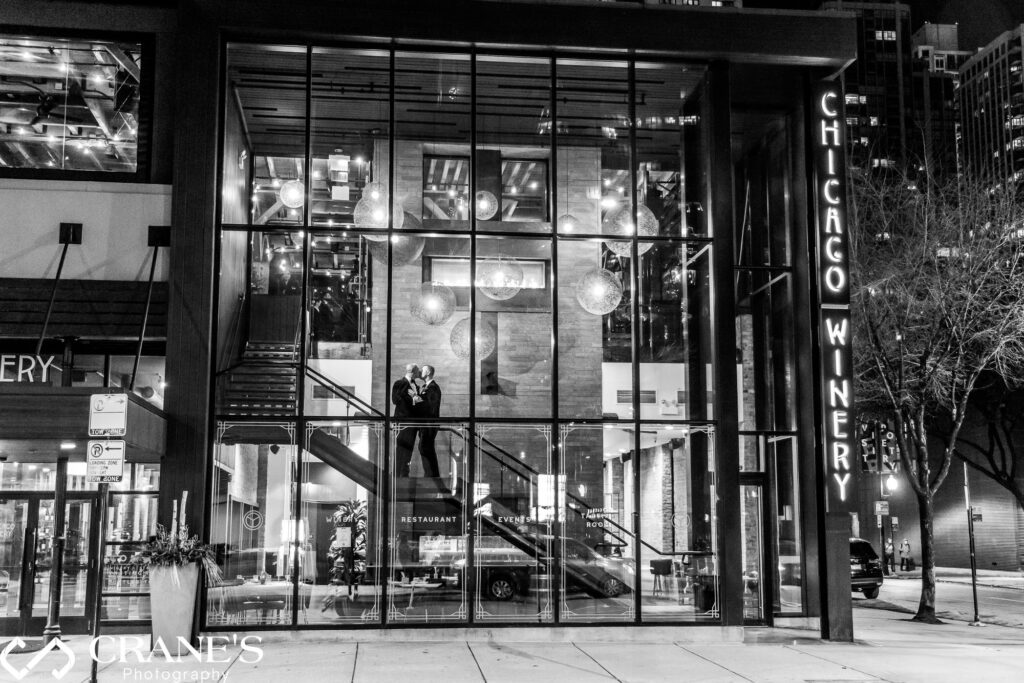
(217, 342, 299, 416)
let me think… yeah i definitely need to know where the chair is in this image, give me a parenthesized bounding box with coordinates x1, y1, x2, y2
(650, 559, 673, 595)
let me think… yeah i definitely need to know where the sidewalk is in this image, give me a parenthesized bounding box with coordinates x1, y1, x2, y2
(3, 611, 1023, 683)
(888, 565, 1024, 591)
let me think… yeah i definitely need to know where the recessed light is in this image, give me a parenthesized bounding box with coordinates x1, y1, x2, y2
(60, 441, 76, 450)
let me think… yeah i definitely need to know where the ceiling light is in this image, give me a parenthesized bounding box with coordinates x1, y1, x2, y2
(90, 73, 105, 86)
(60, 441, 76, 450)
(279, 179, 305, 209)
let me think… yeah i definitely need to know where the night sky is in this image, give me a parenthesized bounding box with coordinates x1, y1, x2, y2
(743, 0, 1024, 52)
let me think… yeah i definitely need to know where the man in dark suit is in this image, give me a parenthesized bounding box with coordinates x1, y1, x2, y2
(417, 364, 442, 478)
(391, 363, 421, 477)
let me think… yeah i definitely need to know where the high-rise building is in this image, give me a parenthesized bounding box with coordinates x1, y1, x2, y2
(909, 23, 972, 176)
(820, 1, 914, 170)
(958, 24, 1024, 188)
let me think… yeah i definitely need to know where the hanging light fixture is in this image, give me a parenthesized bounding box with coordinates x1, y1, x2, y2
(411, 281, 456, 325)
(450, 317, 496, 359)
(557, 213, 581, 233)
(603, 203, 658, 256)
(575, 267, 623, 315)
(365, 212, 424, 265)
(354, 183, 405, 239)
(475, 190, 499, 220)
(477, 254, 524, 301)
(278, 179, 305, 209)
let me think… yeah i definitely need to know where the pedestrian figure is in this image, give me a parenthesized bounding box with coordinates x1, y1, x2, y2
(883, 538, 895, 575)
(899, 538, 912, 571)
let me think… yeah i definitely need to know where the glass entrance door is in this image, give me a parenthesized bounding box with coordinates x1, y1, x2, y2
(0, 496, 99, 636)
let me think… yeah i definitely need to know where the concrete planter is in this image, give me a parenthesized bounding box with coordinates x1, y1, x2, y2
(148, 564, 200, 654)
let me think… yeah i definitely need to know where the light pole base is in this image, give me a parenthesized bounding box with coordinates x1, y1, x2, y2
(968, 620, 986, 627)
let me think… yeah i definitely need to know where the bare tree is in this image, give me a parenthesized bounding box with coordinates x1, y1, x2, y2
(953, 381, 1024, 512)
(849, 171, 1024, 623)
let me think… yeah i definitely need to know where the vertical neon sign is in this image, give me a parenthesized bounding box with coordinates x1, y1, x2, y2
(813, 83, 856, 509)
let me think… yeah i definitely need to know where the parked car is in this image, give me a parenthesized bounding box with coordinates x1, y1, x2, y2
(850, 537, 884, 599)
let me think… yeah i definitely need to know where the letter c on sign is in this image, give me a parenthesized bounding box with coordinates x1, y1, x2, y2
(820, 91, 838, 117)
(824, 179, 841, 205)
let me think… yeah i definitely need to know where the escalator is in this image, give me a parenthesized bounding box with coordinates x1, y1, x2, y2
(305, 428, 621, 599)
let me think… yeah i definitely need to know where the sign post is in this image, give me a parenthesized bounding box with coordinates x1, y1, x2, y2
(963, 461, 984, 627)
(86, 395, 127, 681)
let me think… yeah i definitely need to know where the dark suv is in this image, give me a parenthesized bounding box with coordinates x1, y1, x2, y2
(850, 538, 884, 599)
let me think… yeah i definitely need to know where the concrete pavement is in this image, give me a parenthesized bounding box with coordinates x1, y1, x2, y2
(3, 608, 1023, 683)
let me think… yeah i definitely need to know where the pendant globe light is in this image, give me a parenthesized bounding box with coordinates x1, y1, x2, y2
(450, 317, 496, 359)
(603, 203, 658, 256)
(575, 267, 623, 315)
(477, 254, 524, 301)
(557, 213, 581, 233)
(411, 281, 457, 325)
(278, 179, 305, 209)
(365, 212, 424, 265)
(354, 182, 405, 239)
(475, 190, 499, 220)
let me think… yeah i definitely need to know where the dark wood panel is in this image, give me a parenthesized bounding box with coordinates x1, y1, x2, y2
(0, 278, 168, 339)
(0, 387, 166, 460)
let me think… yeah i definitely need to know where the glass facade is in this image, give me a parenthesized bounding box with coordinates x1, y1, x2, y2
(211, 41, 810, 628)
(0, 32, 144, 175)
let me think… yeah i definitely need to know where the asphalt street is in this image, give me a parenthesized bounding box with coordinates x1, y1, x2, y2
(856, 575, 1024, 628)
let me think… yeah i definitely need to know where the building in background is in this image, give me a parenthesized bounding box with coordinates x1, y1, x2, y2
(909, 23, 972, 175)
(821, 1, 914, 170)
(958, 24, 1024, 189)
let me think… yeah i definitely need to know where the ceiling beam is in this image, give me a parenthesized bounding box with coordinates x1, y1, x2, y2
(102, 45, 141, 83)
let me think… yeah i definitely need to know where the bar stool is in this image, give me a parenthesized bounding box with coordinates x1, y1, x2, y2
(650, 559, 673, 596)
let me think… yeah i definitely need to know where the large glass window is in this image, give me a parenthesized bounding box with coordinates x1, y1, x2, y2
(0, 32, 144, 175)
(215, 45, 729, 627)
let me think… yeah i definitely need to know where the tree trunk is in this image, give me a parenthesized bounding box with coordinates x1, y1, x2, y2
(913, 492, 941, 623)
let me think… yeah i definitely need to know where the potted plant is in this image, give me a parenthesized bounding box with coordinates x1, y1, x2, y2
(145, 492, 220, 653)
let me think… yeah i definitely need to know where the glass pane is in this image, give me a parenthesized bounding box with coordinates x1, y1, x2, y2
(475, 55, 551, 233)
(33, 500, 92, 618)
(558, 238, 632, 419)
(473, 424, 553, 623)
(0, 34, 141, 172)
(207, 423, 300, 626)
(216, 230, 303, 418)
(638, 241, 714, 420)
(395, 52, 471, 231)
(302, 421, 383, 625)
(772, 434, 802, 613)
(559, 423, 635, 623)
(736, 271, 796, 431)
(307, 233, 387, 417)
(103, 544, 149, 594)
(474, 236, 553, 418)
(741, 485, 763, 622)
(101, 595, 151, 621)
(0, 499, 29, 618)
(638, 424, 719, 622)
(388, 423, 468, 623)
(387, 234, 469, 419)
(310, 48, 390, 231)
(108, 356, 166, 410)
(635, 62, 707, 239)
(555, 59, 629, 238)
(736, 125, 792, 267)
(224, 44, 308, 226)
(106, 493, 158, 541)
